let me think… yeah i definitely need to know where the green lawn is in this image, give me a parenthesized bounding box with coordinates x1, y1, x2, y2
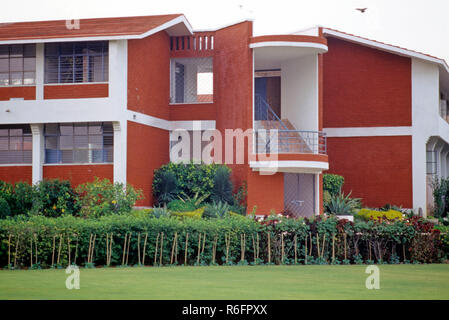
(1, 264, 448, 300)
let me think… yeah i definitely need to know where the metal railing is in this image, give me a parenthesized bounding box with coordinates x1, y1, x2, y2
(254, 94, 327, 155)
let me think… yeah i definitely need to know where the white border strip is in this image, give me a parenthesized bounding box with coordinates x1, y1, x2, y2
(249, 41, 328, 52)
(324, 126, 413, 137)
(250, 160, 329, 170)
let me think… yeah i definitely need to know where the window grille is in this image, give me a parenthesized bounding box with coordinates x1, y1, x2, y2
(44, 122, 113, 164)
(0, 125, 32, 164)
(426, 150, 437, 175)
(44, 41, 108, 84)
(170, 57, 213, 104)
(0, 44, 36, 86)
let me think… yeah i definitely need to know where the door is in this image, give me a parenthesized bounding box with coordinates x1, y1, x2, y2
(175, 62, 185, 103)
(284, 173, 315, 217)
(255, 76, 281, 120)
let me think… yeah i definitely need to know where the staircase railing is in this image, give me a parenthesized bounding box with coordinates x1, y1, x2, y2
(254, 94, 327, 155)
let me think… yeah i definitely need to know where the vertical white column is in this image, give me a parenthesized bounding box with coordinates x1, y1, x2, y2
(35, 43, 44, 100)
(30, 124, 44, 184)
(315, 173, 320, 216)
(113, 121, 127, 185)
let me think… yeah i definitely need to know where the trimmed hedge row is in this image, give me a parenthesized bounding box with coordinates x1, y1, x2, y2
(0, 214, 445, 269)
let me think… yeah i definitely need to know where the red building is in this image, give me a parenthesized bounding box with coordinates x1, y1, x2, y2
(0, 15, 447, 216)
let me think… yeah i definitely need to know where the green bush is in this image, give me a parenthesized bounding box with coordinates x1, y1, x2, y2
(203, 201, 231, 219)
(0, 181, 34, 217)
(211, 166, 233, 204)
(323, 174, 344, 196)
(152, 171, 178, 205)
(167, 199, 198, 212)
(324, 191, 361, 215)
(0, 214, 444, 269)
(153, 162, 228, 204)
(432, 178, 449, 218)
(32, 179, 80, 217)
(75, 178, 143, 218)
(0, 197, 11, 219)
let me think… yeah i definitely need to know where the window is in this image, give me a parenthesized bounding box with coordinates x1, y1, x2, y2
(170, 57, 213, 103)
(44, 122, 113, 164)
(45, 41, 108, 84)
(0, 125, 32, 164)
(426, 150, 437, 175)
(0, 44, 36, 86)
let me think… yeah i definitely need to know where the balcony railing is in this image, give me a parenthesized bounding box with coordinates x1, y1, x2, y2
(254, 94, 327, 155)
(255, 129, 327, 155)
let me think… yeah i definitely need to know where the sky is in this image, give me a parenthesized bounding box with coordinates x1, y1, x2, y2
(1, 0, 448, 62)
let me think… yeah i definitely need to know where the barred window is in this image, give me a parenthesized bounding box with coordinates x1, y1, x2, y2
(170, 57, 213, 104)
(0, 125, 32, 164)
(0, 44, 36, 86)
(44, 122, 113, 164)
(44, 41, 108, 84)
(426, 150, 437, 175)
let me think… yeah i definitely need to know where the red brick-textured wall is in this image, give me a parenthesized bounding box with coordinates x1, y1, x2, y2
(247, 170, 284, 215)
(0, 86, 35, 101)
(323, 37, 412, 128)
(214, 22, 253, 193)
(127, 121, 169, 206)
(326, 136, 413, 208)
(0, 166, 32, 184)
(128, 31, 170, 120)
(43, 164, 113, 187)
(44, 84, 108, 99)
(169, 104, 217, 121)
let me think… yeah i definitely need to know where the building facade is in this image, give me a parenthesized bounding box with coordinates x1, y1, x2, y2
(0, 14, 447, 216)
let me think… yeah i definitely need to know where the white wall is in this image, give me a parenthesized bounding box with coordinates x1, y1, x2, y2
(412, 58, 442, 214)
(280, 54, 318, 132)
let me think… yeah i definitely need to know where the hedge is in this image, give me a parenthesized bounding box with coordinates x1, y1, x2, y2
(0, 214, 445, 269)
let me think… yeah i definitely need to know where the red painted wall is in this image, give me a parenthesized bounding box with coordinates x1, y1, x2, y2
(0, 86, 35, 101)
(323, 37, 412, 128)
(127, 121, 169, 206)
(128, 31, 170, 120)
(44, 84, 108, 99)
(169, 104, 217, 121)
(326, 136, 413, 208)
(43, 164, 113, 187)
(214, 22, 254, 193)
(0, 166, 32, 184)
(247, 170, 284, 215)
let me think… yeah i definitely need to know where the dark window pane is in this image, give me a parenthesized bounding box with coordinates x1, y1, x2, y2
(9, 45, 23, 57)
(23, 44, 36, 58)
(0, 46, 8, 58)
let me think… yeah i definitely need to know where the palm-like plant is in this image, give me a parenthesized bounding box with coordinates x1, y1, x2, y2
(325, 191, 361, 215)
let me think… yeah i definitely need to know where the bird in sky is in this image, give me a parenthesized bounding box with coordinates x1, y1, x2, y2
(356, 8, 368, 13)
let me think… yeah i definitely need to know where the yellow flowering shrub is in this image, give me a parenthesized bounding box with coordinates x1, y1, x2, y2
(358, 208, 403, 221)
(171, 207, 204, 220)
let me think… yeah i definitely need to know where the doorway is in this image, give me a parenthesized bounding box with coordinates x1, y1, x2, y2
(284, 173, 316, 217)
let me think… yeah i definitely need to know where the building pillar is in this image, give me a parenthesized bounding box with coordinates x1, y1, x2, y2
(113, 121, 127, 185)
(30, 124, 44, 184)
(35, 43, 44, 100)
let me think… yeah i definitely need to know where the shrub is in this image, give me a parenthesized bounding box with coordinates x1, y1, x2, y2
(0, 197, 11, 219)
(211, 166, 233, 204)
(75, 178, 143, 218)
(32, 179, 80, 217)
(152, 171, 178, 205)
(152, 206, 170, 219)
(0, 181, 34, 217)
(358, 208, 403, 221)
(152, 162, 228, 203)
(167, 199, 198, 212)
(432, 178, 449, 218)
(203, 201, 231, 219)
(323, 174, 344, 196)
(170, 208, 204, 220)
(325, 191, 361, 215)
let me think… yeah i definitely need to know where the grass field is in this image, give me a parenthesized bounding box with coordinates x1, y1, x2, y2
(1, 264, 448, 300)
